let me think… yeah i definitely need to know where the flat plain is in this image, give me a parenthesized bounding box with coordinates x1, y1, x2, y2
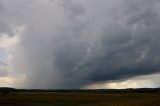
(0, 92, 160, 106)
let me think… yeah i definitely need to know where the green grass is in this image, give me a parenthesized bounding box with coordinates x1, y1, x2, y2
(0, 92, 160, 106)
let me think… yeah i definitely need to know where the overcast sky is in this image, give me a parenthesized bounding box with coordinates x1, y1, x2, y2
(0, 0, 160, 89)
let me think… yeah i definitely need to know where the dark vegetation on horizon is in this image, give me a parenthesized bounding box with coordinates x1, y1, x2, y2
(0, 87, 160, 94)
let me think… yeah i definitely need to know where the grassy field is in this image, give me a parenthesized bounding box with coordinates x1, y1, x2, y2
(0, 92, 160, 106)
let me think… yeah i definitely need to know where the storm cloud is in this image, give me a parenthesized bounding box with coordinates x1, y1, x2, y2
(0, 0, 160, 88)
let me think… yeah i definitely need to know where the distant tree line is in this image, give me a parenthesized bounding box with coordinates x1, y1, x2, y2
(0, 87, 160, 94)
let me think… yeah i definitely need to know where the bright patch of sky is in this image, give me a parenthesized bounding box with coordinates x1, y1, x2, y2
(0, 48, 7, 62)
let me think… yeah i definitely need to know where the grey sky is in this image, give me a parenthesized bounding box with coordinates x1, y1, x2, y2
(0, 0, 160, 89)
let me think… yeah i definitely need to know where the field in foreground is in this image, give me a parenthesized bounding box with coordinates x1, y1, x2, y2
(0, 92, 160, 106)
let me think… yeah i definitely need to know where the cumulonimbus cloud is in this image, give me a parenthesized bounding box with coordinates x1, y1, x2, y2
(0, 0, 160, 88)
